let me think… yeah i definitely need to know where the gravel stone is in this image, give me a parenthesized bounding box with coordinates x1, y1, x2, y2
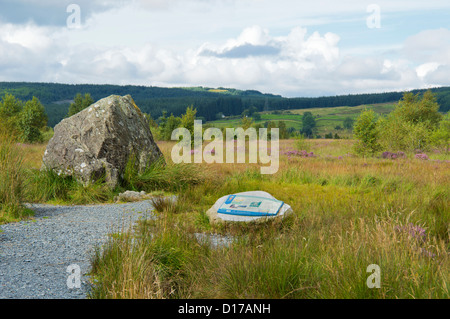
(0, 201, 154, 299)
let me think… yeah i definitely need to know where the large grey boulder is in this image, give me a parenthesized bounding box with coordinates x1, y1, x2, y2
(42, 95, 164, 188)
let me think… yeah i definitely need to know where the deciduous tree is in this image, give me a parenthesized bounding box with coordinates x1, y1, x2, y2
(67, 93, 94, 117)
(353, 109, 381, 155)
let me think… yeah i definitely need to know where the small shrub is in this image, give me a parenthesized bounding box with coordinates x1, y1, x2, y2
(430, 112, 450, 153)
(343, 117, 354, 130)
(381, 151, 406, 159)
(415, 153, 429, 160)
(394, 223, 427, 243)
(294, 134, 311, 151)
(353, 109, 381, 156)
(377, 91, 441, 152)
(284, 150, 315, 158)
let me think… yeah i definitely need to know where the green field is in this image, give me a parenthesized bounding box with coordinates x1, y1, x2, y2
(209, 103, 396, 137)
(1, 94, 448, 300)
(87, 139, 449, 299)
(1, 119, 449, 299)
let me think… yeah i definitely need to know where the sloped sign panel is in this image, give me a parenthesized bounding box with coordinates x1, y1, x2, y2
(217, 194, 284, 217)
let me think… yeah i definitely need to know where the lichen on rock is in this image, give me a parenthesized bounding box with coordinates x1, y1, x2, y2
(42, 94, 164, 189)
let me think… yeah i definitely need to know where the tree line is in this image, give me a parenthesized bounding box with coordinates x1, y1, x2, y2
(1, 82, 450, 128)
(1, 89, 448, 151)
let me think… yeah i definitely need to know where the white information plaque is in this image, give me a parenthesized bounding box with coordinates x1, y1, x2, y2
(217, 194, 284, 217)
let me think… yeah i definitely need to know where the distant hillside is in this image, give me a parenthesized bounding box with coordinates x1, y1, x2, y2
(209, 102, 397, 139)
(0, 82, 449, 127)
(0, 82, 280, 103)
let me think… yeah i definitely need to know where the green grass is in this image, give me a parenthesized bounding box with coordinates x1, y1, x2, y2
(87, 139, 449, 299)
(2, 120, 448, 298)
(88, 211, 207, 299)
(208, 103, 396, 138)
(0, 136, 209, 225)
(24, 169, 115, 205)
(122, 158, 207, 193)
(0, 128, 33, 223)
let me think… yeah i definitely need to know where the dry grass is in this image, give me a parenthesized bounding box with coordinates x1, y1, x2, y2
(87, 138, 449, 299)
(0, 127, 33, 223)
(2, 132, 447, 298)
(17, 142, 47, 169)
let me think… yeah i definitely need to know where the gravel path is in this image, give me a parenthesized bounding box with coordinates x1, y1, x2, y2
(0, 201, 154, 299)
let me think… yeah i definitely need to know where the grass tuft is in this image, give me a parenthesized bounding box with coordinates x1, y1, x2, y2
(24, 169, 115, 205)
(3, 136, 448, 298)
(123, 158, 208, 193)
(0, 127, 33, 223)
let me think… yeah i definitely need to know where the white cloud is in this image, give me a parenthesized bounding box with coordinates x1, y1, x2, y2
(0, 23, 53, 51)
(424, 65, 450, 85)
(399, 28, 450, 89)
(233, 25, 271, 47)
(416, 62, 440, 78)
(403, 28, 450, 63)
(186, 26, 344, 94)
(1, 1, 450, 97)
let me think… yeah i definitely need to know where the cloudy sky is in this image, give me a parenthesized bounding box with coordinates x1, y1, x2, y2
(1, 0, 450, 97)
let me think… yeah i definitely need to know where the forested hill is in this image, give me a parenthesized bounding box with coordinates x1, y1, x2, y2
(1, 81, 449, 127)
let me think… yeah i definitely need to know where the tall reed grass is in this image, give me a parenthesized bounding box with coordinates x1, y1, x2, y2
(88, 210, 206, 299)
(87, 139, 449, 299)
(0, 127, 32, 223)
(24, 169, 114, 205)
(122, 157, 207, 193)
(5, 136, 448, 298)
